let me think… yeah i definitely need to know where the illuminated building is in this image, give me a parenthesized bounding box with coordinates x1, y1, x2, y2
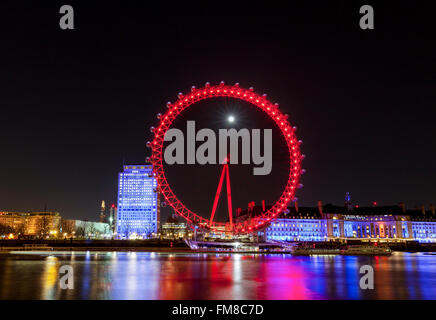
(161, 215, 192, 240)
(259, 201, 436, 243)
(25, 212, 61, 237)
(61, 219, 111, 239)
(0, 211, 61, 238)
(0, 212, 26, 236)
(109, 204, 117, 233)
(411, 220, 436, 243)
(116, 165, 159, 239)
(0, 211, 112, 239)
(99, 200, 106, 223)
(266, 218, 327, 241)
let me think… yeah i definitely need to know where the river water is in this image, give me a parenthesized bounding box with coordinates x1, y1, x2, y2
(0, 251, 435, 299)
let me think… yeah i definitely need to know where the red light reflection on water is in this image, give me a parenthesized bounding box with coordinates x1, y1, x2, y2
(156, 254, 317, 300)
(255, 256, 313, 299)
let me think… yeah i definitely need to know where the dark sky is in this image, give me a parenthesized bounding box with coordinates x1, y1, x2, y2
(0, 1, 435, 221)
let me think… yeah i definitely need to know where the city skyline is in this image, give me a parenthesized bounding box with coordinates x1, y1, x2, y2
(2, 0, 436, 306)
(1, 2, 435, 222)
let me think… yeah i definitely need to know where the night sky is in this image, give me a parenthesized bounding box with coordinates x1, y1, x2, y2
(1, 1, 435, 221)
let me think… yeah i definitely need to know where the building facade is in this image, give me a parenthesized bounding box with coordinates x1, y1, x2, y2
(411, 219, 436, 243)
(99, 200, 106, 223)
(116, 165, 160, 239)
(161, 215, 192, 240)
(266, 218, 327, 242)
(263, 204, 436, 243)
(0, 211, 61, 238)
(61, 219, 111, 239)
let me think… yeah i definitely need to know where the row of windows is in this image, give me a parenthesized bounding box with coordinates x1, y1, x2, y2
(270, 228, 323, 232)
(267, 235, 325, 241)
(412, 225, 436, 230)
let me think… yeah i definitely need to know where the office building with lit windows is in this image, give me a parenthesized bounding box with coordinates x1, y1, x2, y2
(411, 220, 436, 243)
(116, 165, 159, 239)
(243, 197, 436, 243)
(0, 211, 61, 238)
(266, 218, 328, 242)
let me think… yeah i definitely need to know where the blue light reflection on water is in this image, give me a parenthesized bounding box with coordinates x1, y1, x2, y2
(81, 251, 91, 299)
(0, 251, 436, 300)
(417, 253, 436, 299)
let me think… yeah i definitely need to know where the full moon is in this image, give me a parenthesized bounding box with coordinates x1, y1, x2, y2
(228, 115, 235, 123)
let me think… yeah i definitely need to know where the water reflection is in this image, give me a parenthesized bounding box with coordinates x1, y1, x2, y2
(0, 252, 435, 300)
(41, 256, 58, 299)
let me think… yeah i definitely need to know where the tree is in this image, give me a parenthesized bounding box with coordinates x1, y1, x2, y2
(75, 226, 85, 238)
(62, 220, 75, 236)
(142, 224, 154, 239)
(102, 224, 110, 238)
(15, 223, 26, 239)
(88, 223, 97, 239)
(38, 216, 51, 239)
(0, 223, 15, 236)
(122, 221, 131, 239)
(82, 221, 91, 239)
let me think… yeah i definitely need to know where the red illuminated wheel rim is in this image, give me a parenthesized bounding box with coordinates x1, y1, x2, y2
(149, 82, 303, 234)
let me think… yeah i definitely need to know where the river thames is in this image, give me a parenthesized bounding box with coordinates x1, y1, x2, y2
(0, 251, 435, 300)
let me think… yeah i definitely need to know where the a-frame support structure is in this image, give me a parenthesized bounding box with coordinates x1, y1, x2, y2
(209, 159, 233, 230)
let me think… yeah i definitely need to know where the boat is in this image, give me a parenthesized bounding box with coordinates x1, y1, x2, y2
(292, 248, 341, 255)
(341, 245, 391, 256)
(291, 243, 392, 256)
(291, 245, 341, 256)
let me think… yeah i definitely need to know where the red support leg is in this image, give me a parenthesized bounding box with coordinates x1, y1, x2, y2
(225, 164, 233, 229)
(209, 157, 233, 231)
(209, 164, 227, 227)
